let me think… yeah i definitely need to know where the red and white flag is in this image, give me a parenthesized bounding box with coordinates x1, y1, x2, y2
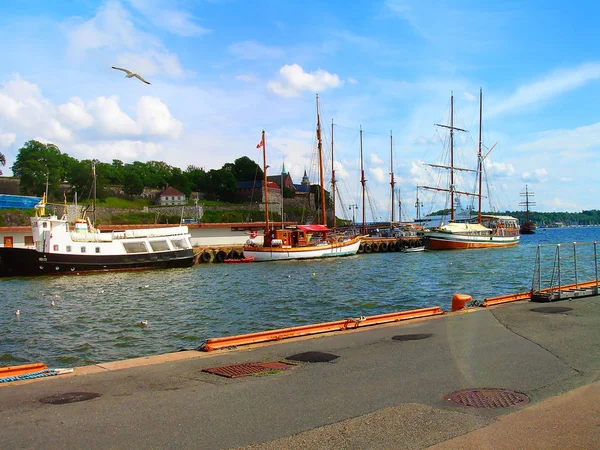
(256, 139, 263, 149)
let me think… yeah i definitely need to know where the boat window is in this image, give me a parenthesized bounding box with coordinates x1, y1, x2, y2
(95, 247, 101, 254)
(66, 245, 71, 252)
(25, 236, 34, 246)
(53, 245, 59, 251)
(81, 246, 86, 253)
(170, 238, 189, 250)
(43, 222, 48, 228)
(123, 241, 149, 253)
(149, 240, 170, 252)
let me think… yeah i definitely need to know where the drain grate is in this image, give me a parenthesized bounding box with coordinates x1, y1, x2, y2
(446, 389, 529, 408)
(202, 361, 294, 378)
(531, 306, 573, 314)
(40, 392, 102, 405)
(392, 333, 433, 341)
(285, 351, 339, 363)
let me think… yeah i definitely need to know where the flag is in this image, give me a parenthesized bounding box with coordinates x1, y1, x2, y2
(256, 139, 263, 149)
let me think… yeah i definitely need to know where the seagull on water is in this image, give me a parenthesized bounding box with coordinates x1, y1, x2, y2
(51, 301, 55, 307)
(15, 310, 20, 316)
(139, 320, 148, 327)
(111, 66, 151, 85)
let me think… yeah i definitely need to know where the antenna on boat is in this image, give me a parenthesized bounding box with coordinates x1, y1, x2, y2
(92, 161, 97, 228)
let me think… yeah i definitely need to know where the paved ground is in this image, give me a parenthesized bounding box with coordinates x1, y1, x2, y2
(1, 296, 599, 449)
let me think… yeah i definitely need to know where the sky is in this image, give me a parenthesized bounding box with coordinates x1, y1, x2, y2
(0, 0, 599, 221)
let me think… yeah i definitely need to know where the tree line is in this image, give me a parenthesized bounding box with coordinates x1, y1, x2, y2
(10, 140, 264, 202)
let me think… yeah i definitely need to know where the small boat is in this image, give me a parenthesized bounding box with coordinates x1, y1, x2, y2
(243, 95, 361, 262)
(224, 256, 255, 263)
(402, 246, 425, 253)
(0, 195, 195, 277)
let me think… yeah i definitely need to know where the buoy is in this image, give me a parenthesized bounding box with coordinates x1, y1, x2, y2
(452, 294, 472, 312)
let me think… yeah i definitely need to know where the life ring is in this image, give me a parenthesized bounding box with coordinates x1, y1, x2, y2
(200, 252, 212, 263)
(250, 230, 258, 239)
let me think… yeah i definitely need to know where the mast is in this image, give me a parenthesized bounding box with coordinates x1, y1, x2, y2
(331, 118, 336, 230)
(261, 130, 269, 233)
(390, 130, 395, 225)
(450, 93, 455, 222)
(92, 161, 97, 227)
(281, 161, 285, 229)
(316, 94, 326, 227)
(520, 185, 536, 223)
(360, 126, 366, 235)
(415, 186, 422, 220)
(477, 88, 483, 224)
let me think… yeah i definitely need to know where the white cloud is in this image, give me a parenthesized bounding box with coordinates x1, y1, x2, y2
(268, 64, 342, 97)
(517, 121, 600, 153)
(559, 177, 572, 183)
(69, 140, 163, 160)
(464, 91, 476, 101)
(348, 77, 358, 85)
(490, 63, 600, 117)
(0, 132, 16, 148)
(370, 153, 384, 165)
(58, 97, 94, 129)
(369, 167, 386, 183)
(127, 0, 210, 37)
(135, 96, 182, 138)
(229, 41, 284, 60)
(551, 197, 578, 211)
(235, 74, 257, 83)
(88, 96, 138, 135)
(66, 1, 185, 78)
(522, 168, 548, 183)
(485, 160, 515, 178)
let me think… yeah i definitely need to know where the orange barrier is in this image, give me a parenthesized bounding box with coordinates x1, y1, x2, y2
(483, 279, 600, 307)
(452, 294, 472, 311)
(0, 363, 47, 378)
(201, 306, 444, 352)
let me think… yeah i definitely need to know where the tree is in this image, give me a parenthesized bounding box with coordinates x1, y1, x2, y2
(226, 156, 263, 182)
(123, 171, 144, 197)
(207, 168, 237, 201)
(11, 140, 64, 198)
(185, 165, 208, 192)
(168, 167, 192, 196)
(0, 151, 5, 175)
(66, 159, 109, 201)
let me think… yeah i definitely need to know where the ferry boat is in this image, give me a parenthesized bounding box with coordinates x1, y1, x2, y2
(422, 90, 520, 250)
(0, 198, 195, 277)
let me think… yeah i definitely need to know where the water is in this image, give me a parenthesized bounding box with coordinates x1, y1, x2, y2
(1, 227, 599, 368)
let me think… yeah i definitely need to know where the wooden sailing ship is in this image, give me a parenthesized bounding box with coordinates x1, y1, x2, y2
(519, 185, 537, 234)
(242, 95, 361, 262)
(423, 90, 520, 250)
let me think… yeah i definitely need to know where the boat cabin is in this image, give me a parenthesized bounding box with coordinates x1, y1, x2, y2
(262, 224, 331, 248)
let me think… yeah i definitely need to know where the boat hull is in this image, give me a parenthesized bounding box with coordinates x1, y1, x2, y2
(0, 247, 195, 277)
(427, 233, 520, 250)
(520, 222, 537, 234)
(243, 237, 361, 262)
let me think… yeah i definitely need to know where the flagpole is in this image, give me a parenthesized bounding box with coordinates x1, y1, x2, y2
(261, 130, 269, 233)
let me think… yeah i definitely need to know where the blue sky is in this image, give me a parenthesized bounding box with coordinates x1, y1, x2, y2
(0, 0, 599, 219)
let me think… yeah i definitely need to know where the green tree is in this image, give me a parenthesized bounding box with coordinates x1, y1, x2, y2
(123, 171, 144, 197)
(11, 140, 64, 198)
(168, 167, 192, 196)
(207, 168, 237, 201)
(185, 165, 208, 192)
(66, 159, 109, 201)
(226, 156, 263, 182)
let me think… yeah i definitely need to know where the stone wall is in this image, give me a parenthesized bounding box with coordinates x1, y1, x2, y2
(0, 177, 21, 195)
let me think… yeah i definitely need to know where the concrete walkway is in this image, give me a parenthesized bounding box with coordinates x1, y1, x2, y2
(1, 296, 599, 449)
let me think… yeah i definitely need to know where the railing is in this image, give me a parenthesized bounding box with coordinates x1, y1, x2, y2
(531, 242, 599, 301)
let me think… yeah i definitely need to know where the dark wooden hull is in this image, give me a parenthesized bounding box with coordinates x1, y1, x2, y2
(0, 247, 195, 277)
(520, 222, 537, 234)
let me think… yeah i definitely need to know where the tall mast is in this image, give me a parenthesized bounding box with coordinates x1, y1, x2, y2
(92, 161, 97, 227)
(261, 130, 269, 232)
(331, 118, 336, 230)
(415, 186, 422, 220)
(390, 130, 395, 225)
(360, 126, 366, 235)
(316, 94, 326, 227)
(477, 88, 483, 224)
(450, 92, 455, 222)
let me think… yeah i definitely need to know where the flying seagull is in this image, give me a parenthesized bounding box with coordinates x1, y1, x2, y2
(111, 66, 151, 85)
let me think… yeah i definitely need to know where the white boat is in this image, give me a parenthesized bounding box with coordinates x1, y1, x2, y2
(0, 197, 195, 277)
(402, 246, 425, 253)
(243, 95, 361, 262)
(423, 90, 520, 250)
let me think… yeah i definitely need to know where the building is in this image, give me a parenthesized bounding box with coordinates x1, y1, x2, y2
(158, 187, 186, 206)
(293, 169, 311, 196)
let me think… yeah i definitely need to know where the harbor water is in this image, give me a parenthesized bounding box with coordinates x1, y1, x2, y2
(1, 227, 599, 368)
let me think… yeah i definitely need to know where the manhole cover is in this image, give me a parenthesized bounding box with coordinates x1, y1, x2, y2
(392, 333, 433, 341)
(40, 392, 102, 405)
(445, 389, 529, 408)
(202, 361, 294, 378)
(531, 306, 573, 314)
(285, 351, 339, 363)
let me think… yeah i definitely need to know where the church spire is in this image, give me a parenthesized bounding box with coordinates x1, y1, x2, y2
(281, 162, 286, 175)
